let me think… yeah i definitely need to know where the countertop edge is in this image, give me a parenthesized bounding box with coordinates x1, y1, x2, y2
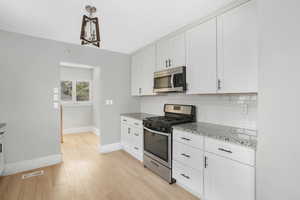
(173, 122, 257, 150)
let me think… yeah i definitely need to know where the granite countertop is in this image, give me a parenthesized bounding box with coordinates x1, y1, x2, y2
(121, 113, 157, 121)
(173, 122, 257, 150)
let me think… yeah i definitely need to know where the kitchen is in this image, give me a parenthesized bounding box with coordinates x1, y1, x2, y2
(0, 0, 299, 200)
(121, 1, 257, 198)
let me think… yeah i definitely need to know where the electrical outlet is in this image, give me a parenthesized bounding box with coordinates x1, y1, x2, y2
(53, 94, 58, 101)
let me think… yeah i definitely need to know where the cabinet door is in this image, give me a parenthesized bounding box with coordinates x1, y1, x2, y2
(140, 44, 156, 95)
(156, 39, 170, 71)
(217, 1, 258, 93)
(204, 152, 255, 200)
(186, 18, 217, 94)
(169, 33, 186, 68)
(131, 52, 142, 96)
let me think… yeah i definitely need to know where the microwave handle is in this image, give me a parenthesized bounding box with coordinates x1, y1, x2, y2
(170, 74, 174, 88)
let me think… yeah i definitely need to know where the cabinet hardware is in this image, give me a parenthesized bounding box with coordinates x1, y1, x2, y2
(139, 88, 142, 95)
(181, 153, 191, 158)
(180, 137, 191, 141)
(204, 156, 208, 168)
(134, 133, 139, 136)
(165, 60, 168, 68)
(0, 144, 2, 153)
(123, 119, 127, 122)
(150, 160, 159, 167)
(134, 123, 139, 126)
(218, 148, 232, 154)
(134, 147, 139, 150)
(181, 173, 190, 179)
(168, 59, 171, 67)
(128, 128, 131, 134)
(217, 79, 221, 90)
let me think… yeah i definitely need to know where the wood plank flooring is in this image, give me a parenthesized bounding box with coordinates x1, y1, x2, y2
(0, 133, 199, 200)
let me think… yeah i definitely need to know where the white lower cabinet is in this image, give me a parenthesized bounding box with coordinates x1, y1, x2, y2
(204, 152, 255, 200)
(173, 139, 204, 198)
(173, 160, 203, 197)
(121, 116, 143, 162)
(172, 130, 255, 200)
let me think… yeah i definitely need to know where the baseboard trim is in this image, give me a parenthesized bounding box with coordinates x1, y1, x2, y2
(3, 154, 62, 176)
(63, 126, 94, 134)
(99, 143, 121, 154)
(93, 127, 100, 136)
(175, 180, 202, 198)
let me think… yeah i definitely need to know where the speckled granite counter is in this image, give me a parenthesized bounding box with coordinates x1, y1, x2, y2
(0, 123, 6, 129)
(173, 122, 257, 150)
(121, 113, 157, 121)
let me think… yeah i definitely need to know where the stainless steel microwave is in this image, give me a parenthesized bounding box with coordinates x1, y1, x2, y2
(153, 66, 186, 93)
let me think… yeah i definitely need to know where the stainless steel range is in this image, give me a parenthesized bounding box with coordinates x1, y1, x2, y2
(143, 104, 196, 183)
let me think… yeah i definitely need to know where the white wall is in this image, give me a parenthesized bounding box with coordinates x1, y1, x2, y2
(257, 0, 300, 199)
(0, 29, 140, 165)
(141, 93, 257, 130)
(60, 67, 94, 132)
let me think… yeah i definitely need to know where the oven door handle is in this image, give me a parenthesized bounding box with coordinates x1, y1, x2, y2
(144, 127, 170, 136)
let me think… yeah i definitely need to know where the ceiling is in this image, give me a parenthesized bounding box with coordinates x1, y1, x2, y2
(0, 0, 234, 54)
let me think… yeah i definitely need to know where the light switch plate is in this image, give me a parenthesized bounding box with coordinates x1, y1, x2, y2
(53, 88, 59, 94)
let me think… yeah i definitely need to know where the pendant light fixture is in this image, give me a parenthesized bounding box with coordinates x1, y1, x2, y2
(80, 5, 100, 47)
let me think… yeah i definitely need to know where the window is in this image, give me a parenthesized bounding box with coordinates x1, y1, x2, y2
(76, 81, 90, 101)
(61, 81, 72, 101)
(60, 80, 91, 104)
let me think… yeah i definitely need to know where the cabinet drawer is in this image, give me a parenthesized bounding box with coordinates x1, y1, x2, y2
(173, 141, 204, 171)
(132, 127, 143, 147)
(173, 129, 204, 150)
(129, 119, 143, 128)
(205, 137, 255, 166)
(131, 145, 143, 161)
(121, 116, 130, 124)
(173, 160, 203, 197)
(121, 117, 143, 128)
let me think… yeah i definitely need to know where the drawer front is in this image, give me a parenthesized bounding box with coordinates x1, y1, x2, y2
(132, 127, 143, 147)
(121, 117, 143, 128)
(121, 116, 130, 124)
(173, 160, 203, 196)
(131, 145, 143, 161)
(130, 119, 143, 128)
(173, 129, 204, 150)
(173, 141, 204, 171)
(205, 137, 255, 166)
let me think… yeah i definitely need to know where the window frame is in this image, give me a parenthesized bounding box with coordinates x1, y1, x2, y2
(60, 79, 92, 106)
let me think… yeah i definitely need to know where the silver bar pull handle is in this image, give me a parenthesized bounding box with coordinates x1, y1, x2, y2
(181, 174, 190, 179)
(181, 153, 191, 158)
(181, 137, 191, 141)
(218, 148, 232, 154)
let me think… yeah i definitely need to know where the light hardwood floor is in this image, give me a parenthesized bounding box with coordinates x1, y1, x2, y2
(0, 133, 199, 200)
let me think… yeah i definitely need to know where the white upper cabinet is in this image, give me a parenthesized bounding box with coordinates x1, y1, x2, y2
(156, 33, 186, 71)
(131, 52, 142, 96)
(217, 0, 258, 93)
(141, 45, 156, 96)
(186, 18, 217, 94)
(204, 152, 255, 200)
(131, 44, 156, 96)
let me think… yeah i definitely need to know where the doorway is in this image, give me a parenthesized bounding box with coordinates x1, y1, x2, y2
(59, 62, 100, 148)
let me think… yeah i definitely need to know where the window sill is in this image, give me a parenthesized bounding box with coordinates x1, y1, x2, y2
(61, 102, 93, 107)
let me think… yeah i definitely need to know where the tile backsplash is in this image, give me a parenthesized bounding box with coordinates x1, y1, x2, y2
(140, 93, 257, 130)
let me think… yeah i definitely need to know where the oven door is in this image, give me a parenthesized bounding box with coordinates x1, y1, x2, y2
(143, 127, 171, 168)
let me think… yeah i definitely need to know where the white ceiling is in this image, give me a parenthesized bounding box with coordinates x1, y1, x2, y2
(0, 0, 234, 54)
